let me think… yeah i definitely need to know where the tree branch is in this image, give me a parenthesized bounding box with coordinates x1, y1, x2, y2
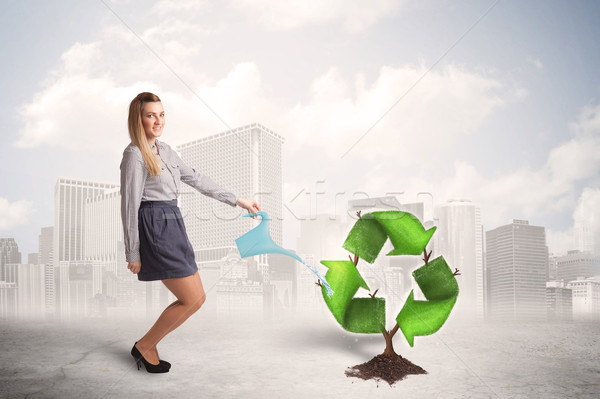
(422, 249, 432, 264)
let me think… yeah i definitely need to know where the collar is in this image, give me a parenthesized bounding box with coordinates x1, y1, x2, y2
(150, 139, 166, 150)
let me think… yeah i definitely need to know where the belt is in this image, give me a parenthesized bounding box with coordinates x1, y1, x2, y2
(139, 199, 178, 208)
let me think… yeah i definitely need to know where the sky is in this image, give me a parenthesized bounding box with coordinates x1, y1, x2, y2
(1, 0, 599, 261)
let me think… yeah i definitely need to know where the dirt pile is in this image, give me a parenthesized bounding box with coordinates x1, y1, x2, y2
(345, 353, 427, 386)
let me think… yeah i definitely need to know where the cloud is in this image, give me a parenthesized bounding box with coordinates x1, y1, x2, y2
(527, 56, 543, 69)
(16, 18, 505, 169)
(569, 104, 600, 138)
(230, 0, 403, 32)
(14, 11, 518, 229)
(13, 22, 216, 152)
(437, 104, 600, 250)
(0, 198, 35, 230)
(547, 106, 600, 187)
(280, 63, 504, 164)
(149, 0, 211, 14)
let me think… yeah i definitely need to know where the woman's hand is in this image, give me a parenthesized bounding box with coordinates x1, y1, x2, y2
(235, 198, 261, 218)
(128, 261, 141, 274)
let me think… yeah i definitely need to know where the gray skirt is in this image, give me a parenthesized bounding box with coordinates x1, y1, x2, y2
(137, 200, 198, 281)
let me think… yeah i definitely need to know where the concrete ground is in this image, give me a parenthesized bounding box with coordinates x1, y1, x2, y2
(1, 311, 599, 399)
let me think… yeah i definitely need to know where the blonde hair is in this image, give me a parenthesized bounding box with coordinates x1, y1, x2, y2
(128, 92, 162, 176)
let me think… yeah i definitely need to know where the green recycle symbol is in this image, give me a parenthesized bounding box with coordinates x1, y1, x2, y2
(320, 210, 459, 347)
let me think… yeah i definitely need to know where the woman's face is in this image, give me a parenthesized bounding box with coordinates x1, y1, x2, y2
(141, 101, 165, 141)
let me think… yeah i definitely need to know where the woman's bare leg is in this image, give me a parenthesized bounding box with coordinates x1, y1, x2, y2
(135, 271, 206, 364)
(150, 299, 179, 360)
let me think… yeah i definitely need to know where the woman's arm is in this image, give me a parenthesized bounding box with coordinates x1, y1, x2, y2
(120, 148, 147, 264)
(170, 149, 260, 215)
(171, 150, 239, 207)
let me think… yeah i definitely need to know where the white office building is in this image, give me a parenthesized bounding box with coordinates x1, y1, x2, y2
(38, 227, 55, 315)
(84, 187, 123, 262)
(53, 177, 117, 319)
(486, 219, 548, 321)
(567, 276, 600, 320)
(3, 263, 46, 319)
(437, 199, 484, 318)
(177, 123, 284, 284)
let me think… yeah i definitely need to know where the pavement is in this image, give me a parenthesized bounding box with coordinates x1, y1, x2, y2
(1, 310, 599, 399)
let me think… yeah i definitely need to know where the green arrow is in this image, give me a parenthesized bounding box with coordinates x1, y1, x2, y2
(320, 260, 386, 334)
(396, 256, 459, 347)
(342, 211, 436, 263)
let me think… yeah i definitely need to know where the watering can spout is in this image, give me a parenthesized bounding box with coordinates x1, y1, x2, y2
(235, 211, 302, 262)
(234, 211, 333, 296)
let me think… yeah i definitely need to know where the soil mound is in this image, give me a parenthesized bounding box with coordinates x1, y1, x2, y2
(345, 353, 427, 386)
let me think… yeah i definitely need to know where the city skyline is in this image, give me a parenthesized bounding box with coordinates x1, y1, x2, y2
(2, 162, 600, 321)
(1, 1, 600, 261)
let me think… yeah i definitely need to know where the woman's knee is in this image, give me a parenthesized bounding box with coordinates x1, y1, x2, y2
(187, 292, 205, 312)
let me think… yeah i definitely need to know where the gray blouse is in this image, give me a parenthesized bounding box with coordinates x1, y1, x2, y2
(120, 139, 238, 262)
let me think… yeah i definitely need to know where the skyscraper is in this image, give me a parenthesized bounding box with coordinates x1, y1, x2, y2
(84, 187, 122, 262)
(0, 238, 21, 281)
(486, 219, 548, 320)
(177, 123, 284, 282)
(53, 177, 117, 317)
(38, 227, 53, 266)
(38, 226, 54, 315)
(437, 199, 484, 318)
(573, 189, 599, 254)
(54, 178, 118, 265)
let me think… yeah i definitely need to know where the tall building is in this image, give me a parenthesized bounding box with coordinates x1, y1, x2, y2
(177, 123, 284, 283)
(38, 226, 54, 315)
(1, 238, 21, 281)
(4, 263, 46, 319)
(54, 178, 117, 264)
(573, 189, 598, 254)
(0, 280, 17, 318)
(556, 250, 600, 283)
(84, 188, 122, 262)
(437, 199, 484, 318)
(38, 227, 53, 266)
(546, 280, 572, 321)
(53, 177, 117, 318)
(567, 276, 600, 320)
(486, 219, 548, 321)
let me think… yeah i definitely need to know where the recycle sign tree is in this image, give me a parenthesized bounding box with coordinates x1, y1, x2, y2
(317, 210, 461, 385)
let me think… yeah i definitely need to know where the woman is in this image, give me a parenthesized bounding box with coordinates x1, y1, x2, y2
(121, 92, 260, 373)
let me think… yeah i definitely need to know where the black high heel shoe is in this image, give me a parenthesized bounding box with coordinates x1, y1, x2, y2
(131, 342, 170, 373)
(134, 341, 171, 368)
